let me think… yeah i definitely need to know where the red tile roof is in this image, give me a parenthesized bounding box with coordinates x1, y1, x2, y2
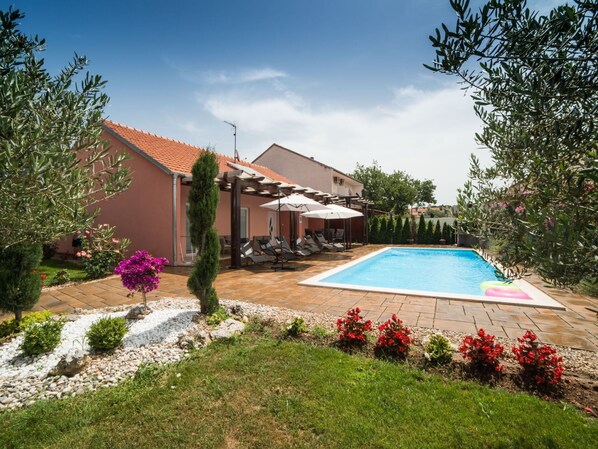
(102, 120, 296, 184)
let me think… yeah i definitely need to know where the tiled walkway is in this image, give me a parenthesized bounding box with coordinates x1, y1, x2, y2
(9, 245, 598, 351)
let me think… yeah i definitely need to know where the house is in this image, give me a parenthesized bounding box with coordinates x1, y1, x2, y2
(253, 144, 364, 198)
(253, 143, 367, 242)
(60, 121, 368, 267)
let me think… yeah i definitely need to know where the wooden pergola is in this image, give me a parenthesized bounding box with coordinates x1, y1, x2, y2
(182, 165, 372, 268)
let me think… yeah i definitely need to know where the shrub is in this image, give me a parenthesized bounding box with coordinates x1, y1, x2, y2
(310, 326, 331, 339)
(0, 243, 43, 321)
(187, 151, 221, 315)
(87, 316, 127, 352)
(78, 224, 130, 279)
(375, 314, 413, 358)
(512, 330, 564, 386)
(417, 215, 427, 243)
(285, 316, 307, 337)
(20, 319, 65, 356)
(424, 334, 452, 364)
(402, 216, 413, 243)
(42, 243, 58, 260)
(53, 269, 71, 285)
(114, 250, 168, 306)
(459, 329, 505, 372)
(0, 320, 18, 339)
(0, 311, 54, 340)
(336, 307, 372, 346)
(206, 306, 228, 326)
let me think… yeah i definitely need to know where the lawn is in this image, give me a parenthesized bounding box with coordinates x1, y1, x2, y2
(0, 337, 595, 449)
(38, 259, 87, 286)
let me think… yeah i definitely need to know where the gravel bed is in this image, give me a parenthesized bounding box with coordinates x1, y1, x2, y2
(1, 296, 596, 412)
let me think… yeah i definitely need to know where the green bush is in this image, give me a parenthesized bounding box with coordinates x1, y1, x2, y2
(87, 316, 127, 352)
(402, 217, 413, 243)
(417, 215, 426, 244)
(52, 269, 71, 285)
(0, 311, 54, 340)
(0, 320, 18, 340)
(0, 243, 43, 321)
(206, 306, 228, 326)
(20, 319, 65, 356)
(424, 334, 453, 365)
(285, 316, 307, 337)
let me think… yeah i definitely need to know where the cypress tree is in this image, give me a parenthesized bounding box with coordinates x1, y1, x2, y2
(379, 216, 388, 244)
(417, 215, 426, 244)
(370, 216, 379, 243)
(441, 222, 449, 243)
(402, 216, 412, 243)
(386, 216, 395, 244)
(426, 220, 434, 244)
(0, 243, 43, 321)
(433, 220, 442, 244)
(187, 151, 221, 314)
(394, 217, 404, 244)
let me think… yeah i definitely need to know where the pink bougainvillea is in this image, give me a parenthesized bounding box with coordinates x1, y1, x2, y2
(114, 251, 168, 306)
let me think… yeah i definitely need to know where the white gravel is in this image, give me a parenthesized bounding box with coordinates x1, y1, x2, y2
(1, 296, 596, 412)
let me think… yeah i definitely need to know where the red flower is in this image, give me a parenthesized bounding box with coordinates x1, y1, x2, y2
(337, 308, 372, 346)
(512, 330, 564, 385)
(460, 328, 504, 372)
(375, 315, 412, 359)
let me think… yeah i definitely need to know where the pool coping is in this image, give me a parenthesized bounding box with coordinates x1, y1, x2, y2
(298, 247, 565, 310)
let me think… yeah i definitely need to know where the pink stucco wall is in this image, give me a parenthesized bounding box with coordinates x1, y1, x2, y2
(56, 131, 175, 261)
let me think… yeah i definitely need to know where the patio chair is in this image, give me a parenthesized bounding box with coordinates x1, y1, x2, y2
(276, 236, 310, 257)
(315, 231, 343, 251)
(334, 229, 344, 243)
(296, 238, 316, 255)
(304, 235, 325, 252)
(256, 238, 297, 262)
(240, 241, 274, 265)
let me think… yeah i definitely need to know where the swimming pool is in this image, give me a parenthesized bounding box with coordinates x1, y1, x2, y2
(300, 247, 564, 309)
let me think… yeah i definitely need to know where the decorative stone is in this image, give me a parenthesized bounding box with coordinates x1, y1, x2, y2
(125, 304, 151, 320)
(50, 350, 91, 378)
(210, 319, 245, 340)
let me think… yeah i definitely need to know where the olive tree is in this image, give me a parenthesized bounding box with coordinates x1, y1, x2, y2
(0, 8, 130, 250)
(427, 0, 597, 287)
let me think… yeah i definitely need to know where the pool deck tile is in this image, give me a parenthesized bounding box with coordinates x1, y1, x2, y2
(3, 244, 597, 351)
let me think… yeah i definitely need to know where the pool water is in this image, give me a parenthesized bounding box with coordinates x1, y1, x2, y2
(321, 248, 506, 296)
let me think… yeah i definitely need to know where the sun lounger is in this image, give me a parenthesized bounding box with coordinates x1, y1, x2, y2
(304, 235, 325, 252)
(240, 241, 274, 265)
(276, 236, 310, 257)
(296, 238, 315, 255)
(315, 232, 343, 251)
(256, 238, 297, 262)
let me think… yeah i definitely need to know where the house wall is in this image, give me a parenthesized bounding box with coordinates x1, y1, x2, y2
(254, 146, 333, 193)
(56, 131, 174, 262)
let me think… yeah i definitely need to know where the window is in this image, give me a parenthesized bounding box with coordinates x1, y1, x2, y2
(185, 203, 193, 254)
(240, 207, 249, 239)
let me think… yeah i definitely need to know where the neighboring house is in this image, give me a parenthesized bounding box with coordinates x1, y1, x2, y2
(59, 121, 346, 266)
(253, 144, 364, 198)
(253, 143, 367, 242)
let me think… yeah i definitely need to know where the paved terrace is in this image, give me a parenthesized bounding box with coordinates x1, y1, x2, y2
(10, 245, 598, 351)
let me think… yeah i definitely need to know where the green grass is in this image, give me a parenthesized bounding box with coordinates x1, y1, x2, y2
(0, 337, 595, 449)
(38, 259, 87, 286)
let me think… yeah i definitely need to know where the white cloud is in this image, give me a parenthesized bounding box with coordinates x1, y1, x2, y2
(189, 81, 489, 204)
(202, 68, 287, 84)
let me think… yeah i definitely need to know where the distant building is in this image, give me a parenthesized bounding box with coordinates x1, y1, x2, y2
(253, 144, 364, 198)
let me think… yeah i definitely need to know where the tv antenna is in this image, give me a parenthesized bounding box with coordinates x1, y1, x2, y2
(223, 121, 239, 162)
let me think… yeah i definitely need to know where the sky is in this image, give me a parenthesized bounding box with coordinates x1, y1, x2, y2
(8, 0, 559, 204)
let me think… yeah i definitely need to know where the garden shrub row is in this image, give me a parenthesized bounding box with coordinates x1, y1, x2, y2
(336, 308, 565, 387)
(369, 215, 456, 245)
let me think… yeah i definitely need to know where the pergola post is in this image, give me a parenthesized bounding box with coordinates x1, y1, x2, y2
(345, 197, 352, 249)
(230, 177, 242, 269)
(362, 203, 369, 245)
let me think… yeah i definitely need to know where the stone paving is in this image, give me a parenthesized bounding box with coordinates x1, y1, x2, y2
(7, 245, 598, 351)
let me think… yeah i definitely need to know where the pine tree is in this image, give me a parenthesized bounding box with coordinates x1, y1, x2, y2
(0, 243, 43, 321)
(370, 216, 379, 243)
(187, 151, 221, 314)
(417, 215, 427, 244)
(433, 220, 442, 244)
(402, 217, 412, 243)
(379, 216, 388, 244)
(394, 217, 404, 244)
(441, 222, 449, 243)
(426, 220, 434, 245)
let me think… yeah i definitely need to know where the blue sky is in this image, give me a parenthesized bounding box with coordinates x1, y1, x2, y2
(10, 0, 558, 203)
